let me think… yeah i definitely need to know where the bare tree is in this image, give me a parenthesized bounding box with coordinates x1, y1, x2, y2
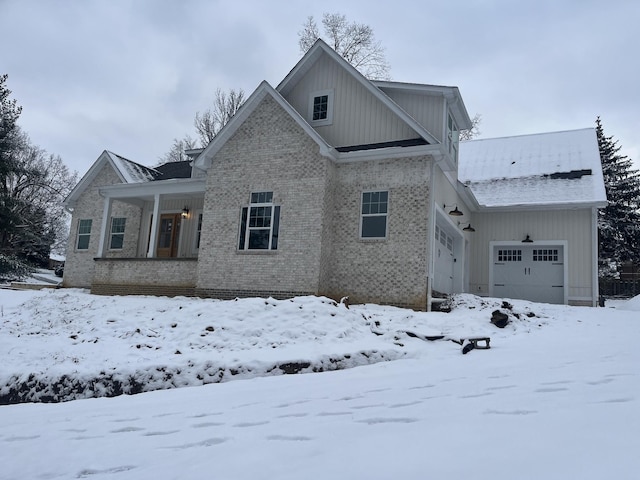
(194, 88, 246, 146)
(298, 13, 391, 80)
(159, 135, 198, 164)
(459, 113, 482, 141)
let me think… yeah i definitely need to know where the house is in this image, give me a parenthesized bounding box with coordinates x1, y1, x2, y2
(62, 39, 606, 309)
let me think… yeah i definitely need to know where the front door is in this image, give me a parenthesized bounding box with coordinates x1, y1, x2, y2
(156, 214, 181, 257)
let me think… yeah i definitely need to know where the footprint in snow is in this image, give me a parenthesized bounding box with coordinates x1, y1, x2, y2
(357, 417, 419, 425)
(165, 437, 228, 449)
(267, 435, 313, 441)
(76, 465, 136, 477)
(191, 422, 225, 428)
(233, 421, 270, 428)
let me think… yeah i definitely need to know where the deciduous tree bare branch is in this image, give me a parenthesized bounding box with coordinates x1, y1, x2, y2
(298, 13, 391, 80)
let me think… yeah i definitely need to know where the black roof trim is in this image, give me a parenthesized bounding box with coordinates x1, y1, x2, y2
(336, 138, 428, 153)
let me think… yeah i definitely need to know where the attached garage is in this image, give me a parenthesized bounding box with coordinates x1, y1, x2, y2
(491, 242, 567, 304)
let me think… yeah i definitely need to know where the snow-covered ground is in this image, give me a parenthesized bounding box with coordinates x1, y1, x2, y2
(0, 288, 638, 479)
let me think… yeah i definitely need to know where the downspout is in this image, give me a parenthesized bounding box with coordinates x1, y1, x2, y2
(427, 159, 436, 311)
(591, 206, 599, 306)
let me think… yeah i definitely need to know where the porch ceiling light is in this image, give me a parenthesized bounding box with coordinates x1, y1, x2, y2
(445, 204, 464, 216)
(181, 206, 190, 218)
(522, 234, 533, 243)
(462, 223, 476, 232)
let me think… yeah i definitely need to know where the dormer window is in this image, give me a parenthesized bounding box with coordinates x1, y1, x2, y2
(309, 89, 334, 126)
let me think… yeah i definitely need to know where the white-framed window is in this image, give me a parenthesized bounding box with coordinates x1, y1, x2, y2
(109, 217, 126, 249)
(308, 89, 334, 126)
(238, 191, 280, 250)
(360, 191, 388, 239)
(76, 219, 92, 250)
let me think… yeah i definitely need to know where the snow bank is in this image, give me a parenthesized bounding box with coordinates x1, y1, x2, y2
(0, 288, 558, 404)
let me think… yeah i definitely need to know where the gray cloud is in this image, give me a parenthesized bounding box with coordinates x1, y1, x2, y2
(2, 0, 637, 176)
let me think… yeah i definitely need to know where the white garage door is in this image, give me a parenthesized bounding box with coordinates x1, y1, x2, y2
(492, 245, 565, 304)
(434, 225, 454, 294)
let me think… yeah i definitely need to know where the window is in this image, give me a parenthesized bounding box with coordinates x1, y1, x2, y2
(109, 217, 126, 249)
(76, 219, 92, 250)
(447, 112, 459, 160)
(308, 89, 334, 126)
(196, 213, 203, 249)
(533, 249, 559, 262)
(239, 192, 280, 250)
(361, 191, 388, 239)
(436, 226, 454, 252)
(497, 249, 522, 262)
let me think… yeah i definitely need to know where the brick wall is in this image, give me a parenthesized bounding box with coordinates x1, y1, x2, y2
(196, 96, 331, 295)
(322, 156, 432, 310)
(64, 164, 143, 288)
(91, 258, 197, 297)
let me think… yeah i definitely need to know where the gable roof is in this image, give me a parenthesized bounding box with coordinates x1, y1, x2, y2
(193, 80, 336, 169)
(458, 128, 607, 209)
(277, 39, 440, 146)
(64, 151, 158, 207)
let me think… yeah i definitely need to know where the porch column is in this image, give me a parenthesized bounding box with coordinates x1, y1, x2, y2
(96, 196, 113, 257)
(147, 193, 161, 258)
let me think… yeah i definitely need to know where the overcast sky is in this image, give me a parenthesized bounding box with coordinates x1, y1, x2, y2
(3, 0, 638, 177)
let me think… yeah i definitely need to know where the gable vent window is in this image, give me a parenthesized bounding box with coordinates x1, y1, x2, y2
(309, 89, 334, 126)
(239, 191, 280, 251)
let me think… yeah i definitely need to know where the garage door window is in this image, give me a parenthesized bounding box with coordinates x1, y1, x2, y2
(497, 249, 522, 262)
(533, 249, 559, 262)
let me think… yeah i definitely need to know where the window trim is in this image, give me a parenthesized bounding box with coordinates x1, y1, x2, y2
(360, 190, 389, 240)
(308, 89, 334, 127)
(76, 219, 92, 250)
(238, 192, 280, 251)
(109, 217, 126, 250)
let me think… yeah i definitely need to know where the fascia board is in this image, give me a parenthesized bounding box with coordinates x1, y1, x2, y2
(99, 178, 206, 199)
(335, 144, 442, 163)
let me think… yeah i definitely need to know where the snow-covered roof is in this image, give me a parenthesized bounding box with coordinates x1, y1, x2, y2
(106, 151, 158, 183)
(459, 128, 607, 209)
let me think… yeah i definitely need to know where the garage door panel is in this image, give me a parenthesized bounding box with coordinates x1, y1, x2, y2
(492, 245, 565, 304)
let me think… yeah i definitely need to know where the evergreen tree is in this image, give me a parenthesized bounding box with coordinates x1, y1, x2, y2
(596, 116, 640, 277)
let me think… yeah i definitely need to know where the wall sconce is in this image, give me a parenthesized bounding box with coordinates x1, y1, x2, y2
(461, 223, 476, 232)
(444, 204, 463, 216)
(522, 234, 533, 243)
(181, 206, 190, 218)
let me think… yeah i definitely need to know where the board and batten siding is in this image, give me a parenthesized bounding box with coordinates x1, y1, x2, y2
(283, 52, 418, 148)
(379, 90, 445, 143)
(468, 209, 595, 304)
